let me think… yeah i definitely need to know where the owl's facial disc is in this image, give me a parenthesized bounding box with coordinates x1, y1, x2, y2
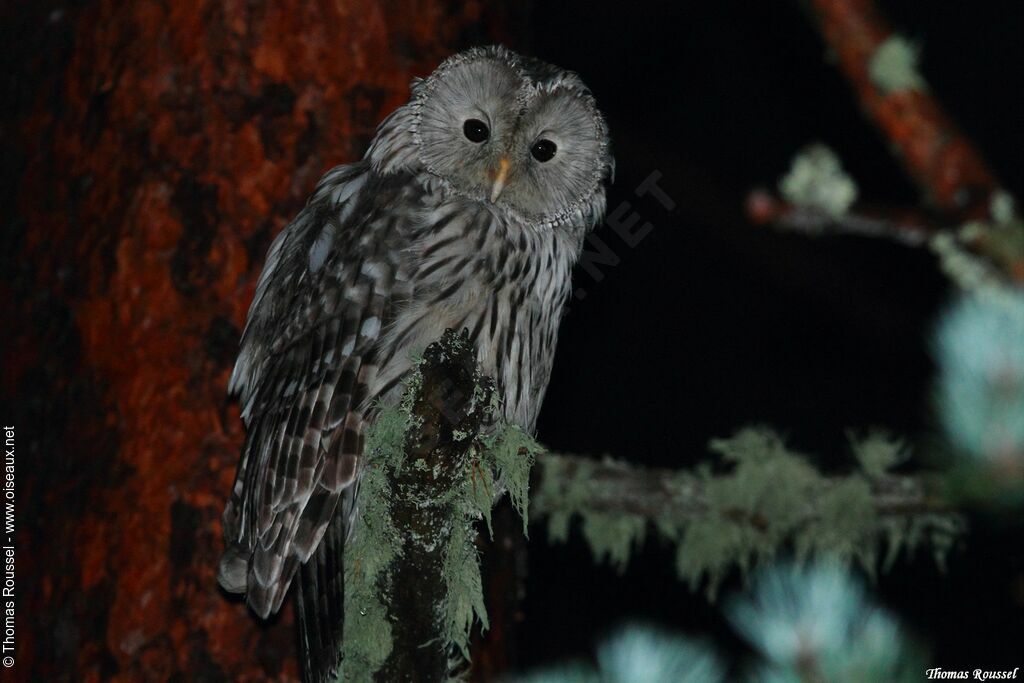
(414, 55, 523, 201)
(413, 47, 611, 224)
(495, 87, 610, 223)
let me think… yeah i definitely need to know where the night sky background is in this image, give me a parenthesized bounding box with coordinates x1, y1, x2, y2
(518, 0, 1024, 674)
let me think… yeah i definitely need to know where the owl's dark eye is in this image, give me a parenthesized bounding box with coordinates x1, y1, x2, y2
(531, 139, 557, 163)
(463, 119, 490, 143)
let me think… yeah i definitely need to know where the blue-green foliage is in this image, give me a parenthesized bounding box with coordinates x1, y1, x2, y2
(726, 563, 925, 682)
(507, 625, 724, 683)
(596, 626, 725, 683)
(509, 563, 926, 683)
(934, 291, 1024, 463)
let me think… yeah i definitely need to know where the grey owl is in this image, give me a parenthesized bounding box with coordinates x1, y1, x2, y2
(219, 45, 613, 681)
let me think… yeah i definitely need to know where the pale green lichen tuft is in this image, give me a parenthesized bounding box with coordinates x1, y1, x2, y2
(537, 427, 961, 602)
(990, 190, 1017, 225)
(929, 231, 1009, 297)
(339, 344, 542, 679)
(848, 429, 909, 479)
(779, 144, 858, 217)
(795, 476, 877, 575)
(482, 425, 542, 534)
(674, 428, 823, 597)
(466, 456, 496, 538)
(536, 456, 595, 543)
(443, 423, 541, 656)
(340, 404, 408, 681)
(869, 35, 927, 94)
(581, 512, 646, 573)
(949, 192, 1023, 298)
(441, 516, 489, 661)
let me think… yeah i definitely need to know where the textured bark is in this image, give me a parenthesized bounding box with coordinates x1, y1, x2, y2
(379, 330, 494, 682)
(2, 2, 517, 681)
(806, 0, 1000, 218)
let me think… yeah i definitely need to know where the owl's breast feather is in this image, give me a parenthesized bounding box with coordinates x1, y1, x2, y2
(368, 199, 574, 431)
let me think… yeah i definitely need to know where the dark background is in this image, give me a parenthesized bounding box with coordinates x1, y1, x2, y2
(523, 0, 1024, 674)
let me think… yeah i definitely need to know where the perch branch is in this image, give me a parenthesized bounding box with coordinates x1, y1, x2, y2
(376, 329, 494, 681)
(805, 0, 1000, 217)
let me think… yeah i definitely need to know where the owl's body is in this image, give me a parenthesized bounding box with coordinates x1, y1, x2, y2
(219, 46, 611, 681)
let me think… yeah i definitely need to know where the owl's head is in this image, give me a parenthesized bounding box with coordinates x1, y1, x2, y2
(368, 46, 613, 229)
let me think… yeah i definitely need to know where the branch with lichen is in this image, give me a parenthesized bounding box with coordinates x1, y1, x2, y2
(748, 1, 1024, 282)
(532, 428, 965, 598)
(749, 144, 1024, 286)
(340, 328, 540, 681)
(805, 0, 999, 217)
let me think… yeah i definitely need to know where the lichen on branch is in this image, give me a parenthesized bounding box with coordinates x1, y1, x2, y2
(533, 428, 964, 599)
(340, 329, 539, 681)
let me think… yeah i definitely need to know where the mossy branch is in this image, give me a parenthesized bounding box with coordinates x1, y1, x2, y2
(533, 428, 965, 598)
(374, 329, 494, 681)
(341, 329, 539, 681)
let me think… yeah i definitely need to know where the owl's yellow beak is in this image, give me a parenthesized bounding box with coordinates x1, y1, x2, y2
(490, 157, 511, 202)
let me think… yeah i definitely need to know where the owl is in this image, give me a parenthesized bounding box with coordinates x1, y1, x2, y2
(219, 45, 613, 681)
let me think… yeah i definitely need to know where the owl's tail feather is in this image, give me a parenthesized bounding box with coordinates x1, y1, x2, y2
(296, 505, 348, 683)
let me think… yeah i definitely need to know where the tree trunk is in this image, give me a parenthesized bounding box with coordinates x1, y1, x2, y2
(2, 2, 519, 680)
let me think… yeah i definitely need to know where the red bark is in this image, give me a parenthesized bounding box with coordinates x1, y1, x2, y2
(808, 0, 1000, 217)
(5, 2, 517, 680)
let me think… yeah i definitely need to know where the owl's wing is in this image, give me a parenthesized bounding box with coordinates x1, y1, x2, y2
(218, 161, 406, 624)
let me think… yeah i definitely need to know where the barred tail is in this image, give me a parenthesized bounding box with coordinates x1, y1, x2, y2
(296, 506, 348, 683)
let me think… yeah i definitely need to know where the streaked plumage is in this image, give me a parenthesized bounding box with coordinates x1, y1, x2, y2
(219, 45, 613, 682)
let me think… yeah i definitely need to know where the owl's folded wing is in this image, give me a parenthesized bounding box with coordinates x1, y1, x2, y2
(219, 161, 399, 619)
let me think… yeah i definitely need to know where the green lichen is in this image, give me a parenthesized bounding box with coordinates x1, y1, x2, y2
(581, 512, 646, 572)
(537, 456, 595, 543)
(848, 429, 908, 479)
(441, 515, 488, 661)
(954, 191, 1024, 298)
(339, 342, 540, 678)
(795, 476, 877, 574)
(441, 423, 541, 659)
(930, 231, 1005, 297)
(465, 455, 497, 538)
(869, 35, 927, 94)
(482, 425, 542, 534)
(340, 405, 408, 681)
(779, 144, 858, 217)
(674, 428, 928, 596)
(536, 427, 962, 602)
(672, 428, 823, 597)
